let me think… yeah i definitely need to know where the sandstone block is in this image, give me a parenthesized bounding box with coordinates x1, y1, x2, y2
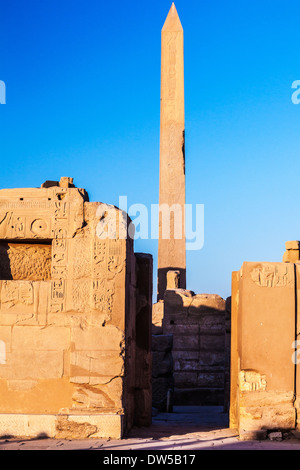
(152, 351, 173, 378)
(231, 262, 296, 438)
(152, 376, 174, 411)
(197, 372, 225, 388)
(71, 325, 124, 351)
(166, 270, 180, 290)
(12, 326, 70, 351)
(152, 301, 164, 335)
(173, 334, 199, 351)
(0, 326, 11, 354)
(199, 333, 225, 352)
(0, 350, 64, 380)
(151, 334, 173, 352)
(283, 249, 300, 263)
(70, 351, 124, 385)
(72, 377, 123, 411)
(173, 371, 197, 386)
(285, 240, 300, 250)
(173, 358, 199, 372)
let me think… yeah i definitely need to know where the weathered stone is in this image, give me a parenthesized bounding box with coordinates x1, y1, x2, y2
(283, 249, 300, 263)
(230, 262, 296, 438)
(152, 301, 164, 335)
(268, 431, 283, 441)
(55, 416, 97, 439)
(152, 351, 173, 378)
(0, 242, 51, 281)
(12, 326, 70, 351)
(157, 4, 186, 300)
(151, 334, 173, 352)
(166, 270, 180, 290)
(0, 178, 151, 438)
(152, 376, 174, 411)
(285, 240, 300, 250)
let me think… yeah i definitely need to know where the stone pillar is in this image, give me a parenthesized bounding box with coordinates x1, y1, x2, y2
(157, 3, 186, 301)
(230, 262, 296, 439)
(134, 253, 153, 427)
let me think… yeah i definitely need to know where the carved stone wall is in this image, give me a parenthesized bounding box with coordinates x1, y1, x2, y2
(0, 178, 152, 439)
(230, 262, 297, 439)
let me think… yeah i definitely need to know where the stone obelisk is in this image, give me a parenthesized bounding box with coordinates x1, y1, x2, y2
(157, 3, 186, 300)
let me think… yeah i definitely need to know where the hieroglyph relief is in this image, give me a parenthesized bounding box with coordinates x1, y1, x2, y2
(239, 370, 267, 392)
(1, 280, 34, 307)
(250, 265, 292, 288)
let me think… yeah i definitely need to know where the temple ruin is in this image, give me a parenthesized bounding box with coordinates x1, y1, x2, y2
(0, 177, 152, 439)
(0, 3, 299, 443)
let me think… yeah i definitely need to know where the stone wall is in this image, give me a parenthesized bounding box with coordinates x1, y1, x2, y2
(152, 281, 228, 408)
(230, 261, 297, 439)
(162, 289, 227, 406)
(0, 178, 152, 439)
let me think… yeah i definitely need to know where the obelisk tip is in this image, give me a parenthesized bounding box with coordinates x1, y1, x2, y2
(162, 3, 183, 32)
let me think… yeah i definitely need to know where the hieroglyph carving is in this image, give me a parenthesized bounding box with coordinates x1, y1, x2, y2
(92, 239, 126, 312)
(1, 280, 34, 307)
(239, 371, 267, 392)
(250, 265, 292, 288)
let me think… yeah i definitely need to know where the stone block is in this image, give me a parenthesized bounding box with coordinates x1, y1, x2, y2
(134, 388, 152, 427)
(231, 262, 296, 438)
(172, 350, 199, 362)
(163, 323, 199, 335)
(152, 301, 164, 335)
(173, 358, 199, 372)
(197, 371, 225, 388)
(72, 377, 123, 411)
(0, 413, 124, 439)
(200, 333, 225, 352)
(12, 326, 70, 351)
(173, 371, 197, 386)
(151, 334, 173, 352)
(0, 350, 64, 380)
(199, 313, 225, 333)
(283, 249, 300, 263)
(152, 351, 173, 378)
(70, 351, 124, 384)
(71, 325, 124, 351)
(285, 240, 300, 250)
(166, 270, 180, 290)
(152, 376, 174, 411)
(0, 326, 11, 354)
(173, 334, 199, 351)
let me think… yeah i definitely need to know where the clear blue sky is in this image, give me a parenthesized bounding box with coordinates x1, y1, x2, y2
(1, 0, 300, 300)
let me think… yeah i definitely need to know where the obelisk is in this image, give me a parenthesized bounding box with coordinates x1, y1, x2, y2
(157, 3, 186, 300)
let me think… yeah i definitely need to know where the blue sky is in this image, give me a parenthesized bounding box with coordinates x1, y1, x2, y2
(1, 0, 300, 300)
